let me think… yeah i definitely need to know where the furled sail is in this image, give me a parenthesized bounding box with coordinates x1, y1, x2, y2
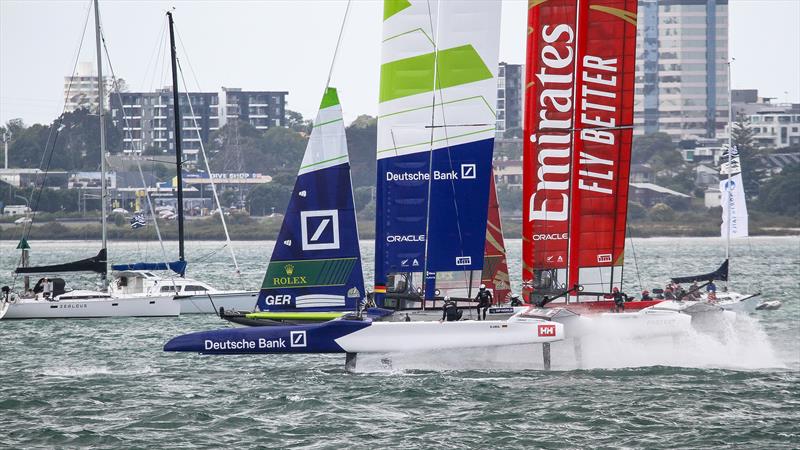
(256, 88, 365, 311)
(16, 249, 107, 275)
(481, 168, 511, 303)
(523, 0, 638, 300)
(374, 0, 502, 300)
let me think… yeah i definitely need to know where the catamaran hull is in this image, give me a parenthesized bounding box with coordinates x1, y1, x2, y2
(176, 291, 259, 314)
(0, 295, 179, 319)
(521, 307, 692, 339)
(379, 306, 529, 322)
(164, 317, 565, 355)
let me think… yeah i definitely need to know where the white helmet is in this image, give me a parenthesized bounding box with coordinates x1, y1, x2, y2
(479, 284, 486, 290)
(444, 296, 451, 301)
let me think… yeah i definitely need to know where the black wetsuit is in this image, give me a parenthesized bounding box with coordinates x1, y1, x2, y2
(475, 289, 493, 320)
(442, 301, 461, 322)
(612, 291, 627, 312)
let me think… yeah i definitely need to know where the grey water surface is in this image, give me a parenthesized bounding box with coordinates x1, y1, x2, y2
(0, 237, 798, 448)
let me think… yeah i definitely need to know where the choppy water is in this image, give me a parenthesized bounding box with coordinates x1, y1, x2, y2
(1, 237, 798, 448)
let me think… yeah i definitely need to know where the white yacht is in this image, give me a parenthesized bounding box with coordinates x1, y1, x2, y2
(110, 270, 258, 314)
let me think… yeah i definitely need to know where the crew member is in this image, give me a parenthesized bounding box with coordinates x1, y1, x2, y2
(707, 279, 717, 301)
(475, 284, 493, 320)
(641, 290, 652, 301)
(612, 287, 627, 312)
(440, 296, 462, 322)
(43, 278, 52, 300)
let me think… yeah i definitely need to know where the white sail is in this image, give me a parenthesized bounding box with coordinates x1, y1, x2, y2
(720, 147, 749, 238)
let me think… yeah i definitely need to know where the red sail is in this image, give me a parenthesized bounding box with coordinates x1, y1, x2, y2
(482, 169, 511, 304)
(567, 0, 637, 294)
(522, 0, 580, 299)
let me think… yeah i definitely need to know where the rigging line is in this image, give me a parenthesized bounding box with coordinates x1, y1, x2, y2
(324, 0, 352, 92)
(173, 24, 203, 92)
(17, 0, 94, 255)
(421, 0, 440, 307)
(175, 58, 243, 282)
(101, 26, 176, 289)
(142, 21, 168, 94)
(626, 223, 643, 294)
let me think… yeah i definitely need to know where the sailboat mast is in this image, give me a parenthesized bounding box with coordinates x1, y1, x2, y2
(93, 0, 108, 289)
(725, 60, 732, 263)
(167, 11, 186, 268)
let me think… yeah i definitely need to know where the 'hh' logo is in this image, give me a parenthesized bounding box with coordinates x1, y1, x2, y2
(290, 330, 307, 348)
(301, 210, 340, 251)
(538, 324, 557, 337)
(461, 164, 476, 179)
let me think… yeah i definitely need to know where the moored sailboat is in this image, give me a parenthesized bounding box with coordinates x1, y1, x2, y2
(1, 0, 178, 319)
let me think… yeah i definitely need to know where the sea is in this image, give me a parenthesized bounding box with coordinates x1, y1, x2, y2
(0, 237, 798, 449)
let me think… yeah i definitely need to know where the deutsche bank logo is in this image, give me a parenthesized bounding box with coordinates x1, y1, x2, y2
(300, 210, 340, 250)
(461, 164, 476, 179)
(456, 256, 472, 266)
(290, 330, 307, 348)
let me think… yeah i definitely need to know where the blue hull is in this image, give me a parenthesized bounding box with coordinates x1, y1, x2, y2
(164, 319, 372, 354)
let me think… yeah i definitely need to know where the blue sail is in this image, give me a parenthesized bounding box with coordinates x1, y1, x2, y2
(256, 88, 365, 312)
(374, 1, 502, 300)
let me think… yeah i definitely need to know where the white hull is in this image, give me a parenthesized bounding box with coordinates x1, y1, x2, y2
(520, 307, 692, 339)
(0, 294, 179, 319)
(707, 292, 762, 314)
(176, 291, 259, 314)
(379, 305, 527, 322)
(336, 317, 565, 353)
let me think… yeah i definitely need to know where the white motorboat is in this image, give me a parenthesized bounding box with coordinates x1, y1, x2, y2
(110, 270, 258, 314)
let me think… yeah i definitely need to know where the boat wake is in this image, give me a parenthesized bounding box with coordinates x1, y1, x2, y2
(352, 315, 784, 372)
(38, 365, 159, 378)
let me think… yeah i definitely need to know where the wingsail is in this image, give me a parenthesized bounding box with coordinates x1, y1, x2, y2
(481, 169, 511, 303)
(256, 88, 365, 312)
(374, 0, 502, 301)
(523, 0, 638, 300)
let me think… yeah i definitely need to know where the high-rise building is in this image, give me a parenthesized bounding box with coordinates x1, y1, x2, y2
(634, 0, 729, 141)
(220, 88, 288, 130)
(110, 88, 218, 158)
(64, 61, 113, 113)
(496, 62, 524, 136)
(109, 87, 288, 159)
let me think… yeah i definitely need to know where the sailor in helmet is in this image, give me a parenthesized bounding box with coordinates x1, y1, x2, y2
(440, 296, 462, 322)
(475, 283, 493, 320)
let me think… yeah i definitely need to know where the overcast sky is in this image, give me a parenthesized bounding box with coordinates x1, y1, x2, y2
(1, 0, 798, 127)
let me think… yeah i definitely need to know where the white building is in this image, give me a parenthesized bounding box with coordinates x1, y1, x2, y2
(64, 62, 113, 113)
(747, 110, 800, 149)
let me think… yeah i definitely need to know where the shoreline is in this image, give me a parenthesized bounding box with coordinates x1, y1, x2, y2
(1, 219, 798, 241)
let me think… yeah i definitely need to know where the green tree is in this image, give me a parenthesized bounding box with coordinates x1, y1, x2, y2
(353, 186, 373, 212)
(627, 202, 647, 221)
(346, 115, 377, 188)
(649, 203, 674, 222)
(757, 164, 800, 216)
(730, 120, 765, 199)
(286, 110, 312, 134)
(246, 183, 293, 216)
(632, 132, 676, 165)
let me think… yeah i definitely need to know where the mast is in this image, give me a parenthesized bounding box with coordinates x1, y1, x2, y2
(94, 0, 108, 289)
(167, 11, 186, 269)
(725, 59, 732, 264)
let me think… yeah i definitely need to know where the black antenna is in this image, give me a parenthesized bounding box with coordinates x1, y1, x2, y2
(167, 11, 186, 270)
